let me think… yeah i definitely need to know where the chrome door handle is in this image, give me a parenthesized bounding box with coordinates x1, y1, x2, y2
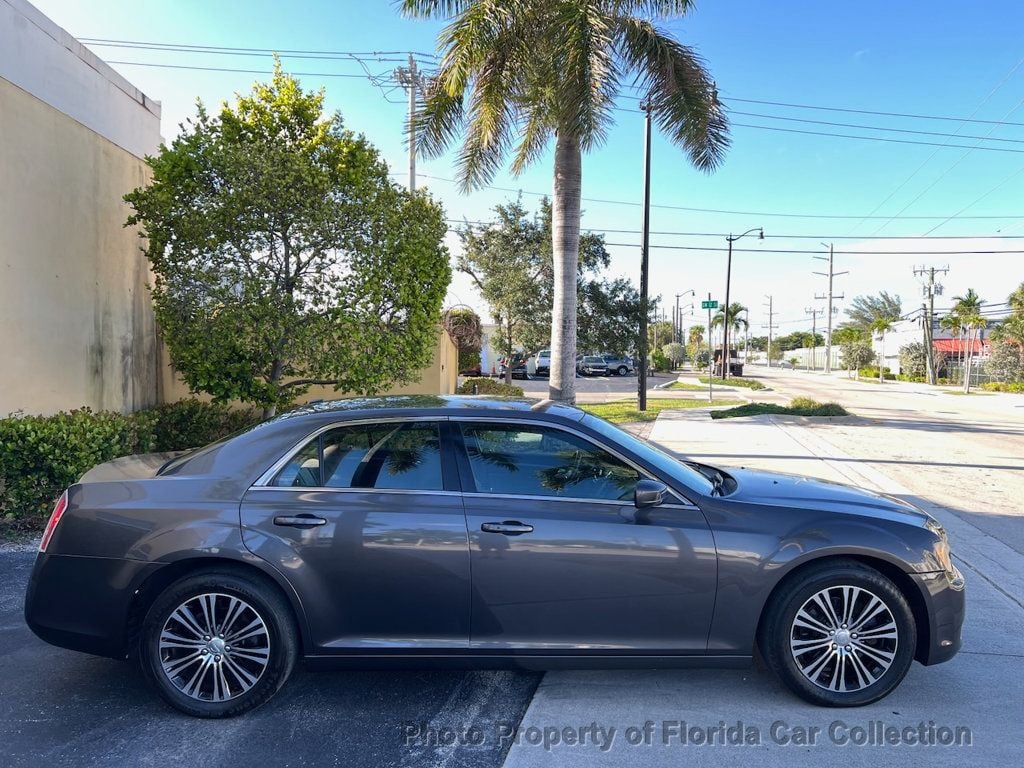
(481, 521, 534, 535)
(274, 514, 327, 528)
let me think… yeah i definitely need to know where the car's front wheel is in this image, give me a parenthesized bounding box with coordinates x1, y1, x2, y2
(761, 560, 916, 707)
(617, 366, 628, 376)
(140, 569, 298, 718)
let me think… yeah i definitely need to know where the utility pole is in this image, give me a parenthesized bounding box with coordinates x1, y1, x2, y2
(394, 54, 422, 190)
(914, 265, 948, 385)
(637, 99, 653, 411)
(805, 307, 823, 371)
(813, 243, 848, 374)
(722, 228, 764, 379)
(763, 295, 776, 367)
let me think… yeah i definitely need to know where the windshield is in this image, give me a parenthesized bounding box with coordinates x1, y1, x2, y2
(580, 413, 715, 497)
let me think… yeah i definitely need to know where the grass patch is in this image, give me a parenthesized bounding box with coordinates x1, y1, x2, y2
(711, 398, 849, 420)
(581, 398, 744, 423)
(941, 389, 993, 396)
(665, 381, 707, 391)
(697, 376, 766, 390)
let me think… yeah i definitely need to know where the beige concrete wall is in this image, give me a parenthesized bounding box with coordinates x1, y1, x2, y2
(0, 77, 159, 416)
(160, 326, 459, 406)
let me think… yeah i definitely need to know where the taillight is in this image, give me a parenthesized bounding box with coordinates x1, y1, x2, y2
(39, 491, 68, 553)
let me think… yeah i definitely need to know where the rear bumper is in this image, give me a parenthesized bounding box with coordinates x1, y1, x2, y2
(24, 552, 161, 659)
(911, 566, 966, 666)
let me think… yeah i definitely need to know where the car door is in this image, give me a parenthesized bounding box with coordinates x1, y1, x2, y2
(240, 418, 470, 651)
(454, 419, 717, 652)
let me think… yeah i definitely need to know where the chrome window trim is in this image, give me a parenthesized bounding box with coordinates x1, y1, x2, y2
(246, 486, 461, 498)
(450, 415, 697, 507)
(251, 416, 448, 488)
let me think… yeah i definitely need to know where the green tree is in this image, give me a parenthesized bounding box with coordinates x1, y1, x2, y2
(404, 0, 729, 402)
(833, 326, 871, 378)
(647, 318, 674, 352)
(125, 64, 449, 417)
(578, 278, 643, 356)
(898, 342, 928, 379)
(845, 292, 902, 331)
(871, 317, 896, 384)
(662, 342, 685, 368)
(457, 198, 611, 379)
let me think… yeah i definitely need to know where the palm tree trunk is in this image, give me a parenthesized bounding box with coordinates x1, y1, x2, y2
(548, 133, 582, 403)
(963, 327, 974, 393)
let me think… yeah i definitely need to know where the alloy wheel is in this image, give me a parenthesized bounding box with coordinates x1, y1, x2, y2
(158, 592, 271, 702)
(789, 585, 898, 692)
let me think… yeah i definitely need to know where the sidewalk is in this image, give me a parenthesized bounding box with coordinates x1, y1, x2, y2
(503, 411, 1024, 768)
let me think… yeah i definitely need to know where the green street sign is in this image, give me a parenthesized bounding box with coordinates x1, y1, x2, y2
(701, 300, 719, 309)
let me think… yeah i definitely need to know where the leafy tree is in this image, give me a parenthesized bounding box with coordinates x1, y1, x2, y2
(839, 341, 874, 378)
(776, 331, 824, 352)
(1009, 282, 1024, 314)
(747, 335, 768, 352)
(845, 292, 902, 331)
(404, 0, 729, 402)
(662, 342, 685, 367)
(898, 342, 928, 379)
(578, 278, 644, 356)
(125, 64, 450, 417)
(646, 318, 674, 353)
(991, 313, 1024, 370)
(457, 198, 610, 380)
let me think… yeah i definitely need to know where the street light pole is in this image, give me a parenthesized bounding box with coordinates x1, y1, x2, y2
(722, 228, 763, 379)
(637, 100, 653, 411)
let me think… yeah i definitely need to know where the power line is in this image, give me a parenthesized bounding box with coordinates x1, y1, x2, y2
(602, 242, 1024, 255)
(80, 37, 439, 59)
(105, 60, 387, 79)
(726, 109, 1024, 146)
(724, 96, 1024, 129)
(446, 218, 1024, 240)
(423, 175, 1024, 221)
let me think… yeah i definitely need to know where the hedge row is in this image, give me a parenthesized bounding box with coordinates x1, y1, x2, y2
(0, 400, 258, 524)
(455, 377, 525, 396)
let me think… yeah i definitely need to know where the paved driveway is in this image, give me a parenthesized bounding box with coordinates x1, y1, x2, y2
(0, 547, 539, 768)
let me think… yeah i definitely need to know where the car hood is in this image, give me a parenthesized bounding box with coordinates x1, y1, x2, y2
(724, 467, 933, 524)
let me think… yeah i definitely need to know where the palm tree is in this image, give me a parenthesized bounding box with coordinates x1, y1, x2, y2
(710, 302, 747, 374)
(1008, 282, 1024, 314)
(402, 0, 729, 402)
(687, 324, 705, 346)
(872, 317, 895, 384)
(953, 289, 984, 393)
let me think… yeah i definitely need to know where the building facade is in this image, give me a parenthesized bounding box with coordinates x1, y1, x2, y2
(1, 0, 163, 416)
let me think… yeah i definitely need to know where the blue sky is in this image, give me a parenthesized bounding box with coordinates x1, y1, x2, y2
(31, 0, 1024, 336)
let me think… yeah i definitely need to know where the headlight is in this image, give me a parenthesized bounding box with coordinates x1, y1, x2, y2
(924, 519, 955, 576)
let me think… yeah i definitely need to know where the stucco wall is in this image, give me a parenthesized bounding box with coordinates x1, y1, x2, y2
(0, 77, 159, 415)
(160, 327, 459, 406)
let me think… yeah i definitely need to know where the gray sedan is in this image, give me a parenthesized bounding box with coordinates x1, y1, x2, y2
(24, 396, 964, 718)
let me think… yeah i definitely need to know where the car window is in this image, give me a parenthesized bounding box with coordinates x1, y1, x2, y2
(271, 422, 444, 491)
(459, 423, 641, 501)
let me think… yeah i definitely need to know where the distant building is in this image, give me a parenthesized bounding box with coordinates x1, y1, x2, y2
(878, 317, 995, 375)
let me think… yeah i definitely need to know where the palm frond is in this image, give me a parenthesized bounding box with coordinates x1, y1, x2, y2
(400, 0, 476, 19)
(614, 16, 729, 172)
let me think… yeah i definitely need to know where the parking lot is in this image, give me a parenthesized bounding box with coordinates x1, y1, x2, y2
(506, 371, 680, 403)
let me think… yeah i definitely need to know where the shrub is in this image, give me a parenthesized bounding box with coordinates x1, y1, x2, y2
(455, 377, 524, 396)
(858, 366, 895, 380)
(840, 342, 875, 371)
(0, 400, 259, 525)
(146, 400, 258, 452)
(698, 376, 766, 390)
(980, 381, 1024, 393)
(898, 342, 928, 379)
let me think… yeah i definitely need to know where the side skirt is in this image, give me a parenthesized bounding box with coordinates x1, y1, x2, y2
(303, 653, 753, 672)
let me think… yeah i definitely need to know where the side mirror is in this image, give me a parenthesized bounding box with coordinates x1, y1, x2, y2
(634, 479, 668, 508)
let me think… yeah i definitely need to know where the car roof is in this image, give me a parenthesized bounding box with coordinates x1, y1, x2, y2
(275, 395, 586, 422)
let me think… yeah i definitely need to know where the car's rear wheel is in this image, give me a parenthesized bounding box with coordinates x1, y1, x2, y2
(617, 366, 628, 376)
(140, 570, 298, 718)
(761, 560, 916, 707)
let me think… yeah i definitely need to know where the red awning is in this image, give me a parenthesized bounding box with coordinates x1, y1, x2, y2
(933, 339, 988, 354)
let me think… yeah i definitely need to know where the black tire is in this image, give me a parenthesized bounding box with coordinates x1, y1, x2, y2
(139, 569, 299, 718)
(760, 559, 916, 707)
(617, 366, 628, 376)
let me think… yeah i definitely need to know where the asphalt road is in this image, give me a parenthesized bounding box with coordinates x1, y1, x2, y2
(738, 365, 1024, 555)
(513, 372, 677, 403)
(0, 548, 540, 768)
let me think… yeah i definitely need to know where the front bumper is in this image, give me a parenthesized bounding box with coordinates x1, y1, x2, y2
(911, 566, 966, 666)
(24, 552, 161, 659)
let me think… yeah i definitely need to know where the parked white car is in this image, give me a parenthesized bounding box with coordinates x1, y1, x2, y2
(529, 349, 551, 377)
